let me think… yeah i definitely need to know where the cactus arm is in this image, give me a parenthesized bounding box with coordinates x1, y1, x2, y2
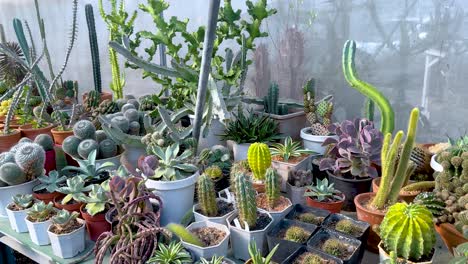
(401, 181, 435, 192)
(13, 18, 31, 63)
(0, 24, 5, 43)
(342, 40, 394, 134)
(365, 98, 375, 122)
(34, 0, 55, 82)
(85, 4, 102, 93)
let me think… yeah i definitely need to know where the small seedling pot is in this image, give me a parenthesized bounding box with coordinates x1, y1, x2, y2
(232, 142, 251, 161)
(48, 219, 86, 258)
(25, 216, 53, 246)
(307, 229, 362, 264)
(182, 221, 230, 260)
(266, 219, 318, 251)
(378, 242, 434, 264)
(305, 193, 345, 214)
(285, 204, 330, 226)
(286, 181, 307, 205)
(193, 198, 235, 226)
(283, 246, 343, 264)
(271, 155, 312, 192)
(5, 204, 30, 233)
(0, 179, 38, 217)
(300, 128, 338, 154)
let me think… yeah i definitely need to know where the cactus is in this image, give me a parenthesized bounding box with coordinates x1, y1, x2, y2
(121, 103, 136, 113)
(197, 174, 218, 217)
(60, 80, 77, 99)
(73, 120, 96, 140)
(234, 173, 257, 229)
(62, 135, 81, 158)
(204, 165, 223, 180)
(124, 108, 139, 123)
(84, 90, 101, 111)
(0, 152, 15, 166)
(401, 181, 435, 192)
(379, 203, 435, 261)
(127, 99, 139, 109)
(297, 213, 324, 225)
(111, 116, 130, 133)
(284, 226, 310, 243)
(247, 142, 271, 181)
(301, 253, 329, 264)
(95, 130, 107, 143)
(85, 4, 101, 93)
(414, 192, 445, 217)
(0, 163, 26, 185)
(322, 239, 349, 259)
(14, 142, 45, 179)
(129, 121, 140, 135)
(371, 108, 419, 209)
(78, 139, 99, 160)
(263, 82, 279, 115)
(342, 40, 395, 134)
(265, 168, 280, 209)
(303, 79, 334, 136)
(116, 98, 127, 110)
(34, 134, 54, 151)
(335, 219, 362, 236)
(99, 139, 117, 159)
(93, 99, 119, 119)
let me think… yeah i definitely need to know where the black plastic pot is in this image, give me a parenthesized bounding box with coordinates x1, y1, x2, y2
(322, 213, 370, 261)
(85, 171, 111, 186)
(327, 171, 372, 211)
(267, 219, 318, 252)
(271, 241, 302, 264)
(282, 246, 343, 264)
(285, 204, 330, 226)
(307, 229, 362, 264)
(312, 156, 328, 181)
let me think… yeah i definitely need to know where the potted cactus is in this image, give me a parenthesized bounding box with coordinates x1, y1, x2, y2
(266, 219, 317, 252)
(255, 168, 293, 226)
(33, 170, 67, 204)
(193, 173, 234, 225)
(198, 145, 232, 192)
(378, 203, 436, 264)
(33, 134, 57, 173)
(227, 173, 273, 261)
(300, 79, 337, 154)
(0, 142, 44, 217)
(147, 241, 194, 263)
(62, 149, 115, 185)
(48, 210, 86, 258)
(19, 121, 55, 140)
(55, 176, 90, 214)
(247, 142, 272, 192)
(285, 204, 330, 226)
(78, 182, 111, 241)
(270, 136, 314, 191)
(25, 201, 56, 245)
(304, 178, 345, 213)
(286, 169, 313, 205)
(50, 103, 81, 144)
(307, 228, 362, 264)
(283, 246, 343, 264)
(6, 194, 34, 233)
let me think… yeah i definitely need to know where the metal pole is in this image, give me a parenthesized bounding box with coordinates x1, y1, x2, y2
(192, 0, 221, 153)
(159, 11, 169, 96)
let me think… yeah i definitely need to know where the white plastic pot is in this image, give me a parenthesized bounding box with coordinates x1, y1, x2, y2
(182, 221, 230, 260)
(48, 219, 86, 258)
(271, 155, 312, 191)
(0, 179, 38, 217)
(286, 182, 307, 205)
(193, 198, 235, 226)
(26, 217, 53, 246)
(74, 150, 124, 171)
(378, 242, 434, 264)
(430, 154, 443, 172)
(145, 171, 199, 226)
(6, 205, 30, 233)
(257, 195, 293, 227)
(300, 128, 338, 154)
(227, 210, 273, 261)
(121, 144, 146, 167)
(190, 116, 226, 152)
(232, 142, 251, 161)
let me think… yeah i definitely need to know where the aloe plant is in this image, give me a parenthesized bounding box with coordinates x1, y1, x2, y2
(33, 170, 67, 193)
(148, 143, 198, 181)
(57, 176, 91, 205)
(62, 149, 115, 181)
(147, 241, 193, 264)
(248, 240, 279, 264)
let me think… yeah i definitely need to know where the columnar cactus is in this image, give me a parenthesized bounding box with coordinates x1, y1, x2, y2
(197, 174, 218, 217)
(265, 168, 280, 209)
(234, 173, 257, 229)
(84, 90, 101, 111)
(85, 4, 102, 94)
(73, 120, 96, 140)
(247, 142, 271, 181)
(264, 82, 280, 115)
(380, 203, 435, 261)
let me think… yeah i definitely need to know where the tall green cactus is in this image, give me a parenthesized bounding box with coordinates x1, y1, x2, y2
(234, 173, 257, 229)
(380, 203, 435, 261)
(372, 108, 419, 209)
(247, 142, 271, 181)
(342, 40, 394, 134)
(265, 168, 280, 209)
(264, 82, 279, 115)
(85, 4, 102, 93)
(197, 173, 218, 217)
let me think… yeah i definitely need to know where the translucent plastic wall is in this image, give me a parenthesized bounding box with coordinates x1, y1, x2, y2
(1, 0, 467, 141)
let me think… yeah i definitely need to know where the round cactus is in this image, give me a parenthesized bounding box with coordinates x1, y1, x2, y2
(284, 226, 310, 243)
(265, 168, 280, 209)
(111, 116, 130, 133)
(19, 138, 32, 144)
(99, 139, 118, 159)
(95, 130, 108, 143)
(73, 120, 96, 140)
(78, 139, 99, 159)
(124, 94, 136, 100)
(0, 162, 26, 185)
(121, 103, 136, 113)
(234, 173, 257, 229)
(197, 174, 218, 217)
(124, 109, 139, 123)
(127, 99, 140, 109)
(129, 121, 140, 135)
(116, 98, 127, 110)
(34, 134, 54, 151)
(14, 143, 45, 178)
(62, 136, 81, 158)
(0, 152, 15, 165)
(10, 142, 25, 153)
(247, 142, 271, 180)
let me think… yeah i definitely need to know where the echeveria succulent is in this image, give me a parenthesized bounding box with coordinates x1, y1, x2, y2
(319, 118, 383, 178)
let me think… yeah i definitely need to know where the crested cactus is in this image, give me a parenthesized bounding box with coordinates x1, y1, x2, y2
(14, 143, 45, 179)
(247, 142, 271, 181)
(34, 134, 54, 151)
(197, 173, 218, 217)
(265, 167, 280, 209)
(73, 120, 96, 140)
(62, 135, 81, 158)
(99, 139, 117, 159)
(379, 203, 435, 261)
(0, 163, 26, 185)
(234, 173, 257, 229)
(85, 4, 102, 93)
(78, 139, 99, 160)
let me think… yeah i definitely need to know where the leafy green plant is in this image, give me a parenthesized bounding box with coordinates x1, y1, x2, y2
(304, 178, 343, 202)
(79, 182, 110, 216)
(57, 176, 91, 205)
(27, 201, 55, 222)
(50, 210, 80, 233)
(11, 194, 34, 210)
(166, 223, 204, 247)
(62, 150, 115, 181)
(33, 170, 67, 193)
(221, 110, 280, 144)
(147, 241, 193, 264)
(197, 256, 224, 264)
(148, 143, 198, 181)
(270, 136, 314, 162)
(248, 240, 278, 264)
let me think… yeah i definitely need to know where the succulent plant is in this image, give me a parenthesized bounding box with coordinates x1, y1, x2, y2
(303, 79, 334, 136)
(414, 192, 446, 217)
(27, 201, 55, 222)
(335, 219, 362, 236)
(380, 203, 435, 261)
(62, 150, 115, 182)
(263, 82, 288, 115)
(234, 172, 257, 229)
(288, 169, 313, 188)
(319, 118, 383, 178)
(33, 170, 67, 193)
(197, 256, 225, 264)
(148, 143, 198, 181)
(99, 138, 118, 159)
(73, 120, 96, 140)
(247, 142, 271, 181)
(11, 194, 34, 210)
(147, 241, 193, 264)
(198, 145, 231, 174)
(14, 142, 46, 179)
(284, 225, 310, 243)
(121, 103, 135, 113)
(95, 130, 107, 143)
(304, 178, 343, 202)
(78, 139, 99, 159)
(124, 108, 139, 123)
(197, 173, 218, 217)
(270, 136, 314, 162)
(62, 135, 82, 158)
(449, 242, 468, 264)
(111, 116, 130, 133)
(203, 165, 223, 180)
(248, 240, 278, 264)
(34, 134, 54, 151)
(51, 210, 81, 233)
(79, 183, 109, 216)
(301, 253, 329, 264)
(265, 168, 280, 209)
(166, 223, 203, 247)
(57, 176, 91, 205)
(322, 239, 349, 259)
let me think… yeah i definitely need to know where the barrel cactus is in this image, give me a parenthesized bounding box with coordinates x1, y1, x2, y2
(127, 99, 139, 109)
(197, 174, 218, 217)
(116, 98, 127, 110)
(124, 108, 139, 123)
(62, 136, 81, 158)
(99, 139, 118, 159)
(379, 203, 435, 261)
(14, 143, 46, 179)
(78, 139, 99, 160)
(247, 142, 271, 180)
(73, 120, 96, 140)
(0, 163, 26, 185)
(19, 137, 32, 144)
(129, 121, 140, 135)
(34, 134, 54, 151)
(265, 168, 280, 209)
(234, 173, 257, 229)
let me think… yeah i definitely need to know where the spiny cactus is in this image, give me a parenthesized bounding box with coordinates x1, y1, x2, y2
(85, 4, 101, 93)
(414, 192, 445, 217)
(263, 82, 288, 115)
(379, 203, 435, 261)
(234, 173, 257, 229)
(0, 163, 26, 185)
(247, 142, 271, 181)
(34, 134, 54, 151)
(14, 142, 45, 179)
(84, 90, 101, 111)
(111, 116, 130, 133)
(204, 165, 223, 180)
(335, 219, 362, 236)
(78, 139, 99, 160)
(284, 225, 310, 243)
(322, 239, 349, 259)
(298, 213, 324, 225)
(197, 174, 218, 217)
(303, 79, 333, 136)
(99, 139, 117, 159)
(73, 120, 96, 140)
(62, 135, 81, 158)
(265, 168, 280, 209)
(121, 103, 135, 113)
(301, 253, 329, 264)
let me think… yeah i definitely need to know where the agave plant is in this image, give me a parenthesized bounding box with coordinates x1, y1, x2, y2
(78, 182, 110, 216)
(197, 256, 225, 264)
(33, 170, 67, 193)
(148, 143, 198, 181)
(304, 178, 343, 202)
(270, 136, 314, 162)
(147, 241, 193, 264)
(51, 210, 80, 233)
(57, 176, 91, 205)
(11, 194, 34, 210)
(319, 118, 383, 178)
(62, 150, 115, 181)
(27, 201, 55, 222)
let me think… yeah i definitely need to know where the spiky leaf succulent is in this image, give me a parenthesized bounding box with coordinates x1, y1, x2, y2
(247, 142, 271, 180)
(27, 201, 55, 222)
(197, 256, 225, 264)
(248, 240, 278, 264)
(147, 241, 193, 264)
(62, 150, 115, 181)
(304, 178, 343, 202)
(11, 194, 34, 210)
(57, 176, 91, 204)
(149, 143, 198, 181)
(197, 173, 218, 217)
(33, 170, 67, 193)
(270, 136, 314, 162)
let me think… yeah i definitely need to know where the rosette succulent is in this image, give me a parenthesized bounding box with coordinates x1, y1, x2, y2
(319, 118, 383, 178)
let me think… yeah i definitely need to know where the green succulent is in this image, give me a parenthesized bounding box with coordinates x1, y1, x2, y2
(197, 256, 224, 264)
(147, 241, 193, 264)
(62, 150, 114, 181)
(33, 170, 67, 193)
(149, 143, 198, 181)
(198, 145, 231, 173)
(449, 242, 468, 264)
(51, 210, 80, 233)
(11, 194, 34, 210)
(270, 136, 314, 162)
(27, 201, 55, 222)
(304, 178, 343, 202)
(248, 240, 279, 264)
(57, 176, 91, 205)
(79, 182, 110, 216)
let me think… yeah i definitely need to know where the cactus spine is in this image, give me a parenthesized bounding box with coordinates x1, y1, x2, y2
(380, 203, 435, 261)
(265, 168, 280, 209)
(342, 40, 394, 134)
(247, 143, 271, 181)
(197, 174, 218, 217)
(85, 4, 101, 93)
(234, 173, 257, 229)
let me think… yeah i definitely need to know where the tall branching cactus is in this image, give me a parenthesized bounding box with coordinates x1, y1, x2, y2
(197, 173, 218, 217)
(34, 0, 55, 83)
(86, 4, 102, 94)
(371, 108, 419, 209)
(265, 168, 280, 209)
(247, 142, 271, 181)
(342, 40, 394, 134)
(380, 203, 435, 261)
(234, 173, 257, 229)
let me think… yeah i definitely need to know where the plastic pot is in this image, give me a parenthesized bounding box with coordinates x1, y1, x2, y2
(193, 198, 235, 226)
(307, 229, 362, 264)
(270, 241, 303, 264)
(232, 142, 251, 161)
(256, 194, 293, 227)
(285, 204, 330, 226)
(48, 219, 86, 258)
(19, 124, 54, 140)
(53, 196, 83, 216)
(6, 205, 30, 233)
(266, 219, 318, 251)
(300, 128, 338, 154)
(0, 129, 21, 153)
(33, 191, 64, 205)
(256, 109, 306, 140)
(45, 149, 56, 174)
(378, 242, 434, 264)
(121, 144, 146, 169)
(283, 246, 344, 264)
(50, 128, 73, 145)
(327, 171, 372, 211)
(430, 154, 443, 172)
(26, 217, 53, 245)
(145, 171, 199, 225)
(271, 155, 312, 192)
(189, 116, 226, 152)
(80, 205, 111, 242)
(182, 221, 230, 260)
(305, 193, 345, 214)
(354, 192, 385, 252)
(434, 223, 468, 255)
(286, 182, 307, 205)
(0, 179, 38, 217)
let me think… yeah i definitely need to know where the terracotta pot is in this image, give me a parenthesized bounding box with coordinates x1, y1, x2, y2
(372, 178, 422, 203)
(51, 128, 74, 145)
(305, 193, 345, 214)
(33, 191, 64, 205)
(19, 124, 54, 140)
(82, 91, 113, 103)
(354, 192, 385, 253)
(80, 205, 111, 242)
(435, 223, 468, 254)
(53, 196, 83, 216)
(0, 129, 21, 152)
(44, 150, 56, 174)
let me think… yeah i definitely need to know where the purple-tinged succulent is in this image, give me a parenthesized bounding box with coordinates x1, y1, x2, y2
(319, 118, 383, 178)
(137, 155, 159, 177)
